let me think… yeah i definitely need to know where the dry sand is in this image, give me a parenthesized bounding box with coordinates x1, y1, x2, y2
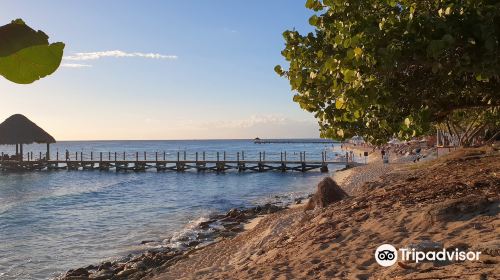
(147, 146, 499, 280)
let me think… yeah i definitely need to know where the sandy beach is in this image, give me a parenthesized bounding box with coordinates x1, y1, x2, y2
(141, 146, 499, 280)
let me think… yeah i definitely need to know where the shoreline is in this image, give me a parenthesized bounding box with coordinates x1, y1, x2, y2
(57, 145, 377, 280)
(57, 197, 311, 280)
(146, 145, 499, 279)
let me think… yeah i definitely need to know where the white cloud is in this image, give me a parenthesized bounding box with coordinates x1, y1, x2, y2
(223, 27, 238, 34)
(167, 114, 319, 138)
(206, 115, 288, 129)
(63, 50, 178, 61)
(61, 63, 92, 68)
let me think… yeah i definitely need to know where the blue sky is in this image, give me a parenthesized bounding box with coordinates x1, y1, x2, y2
(0, 0, 318, 140)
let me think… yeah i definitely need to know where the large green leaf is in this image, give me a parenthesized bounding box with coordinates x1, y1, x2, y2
(0, 42, 65, 84)
(0, 19, 49, 57)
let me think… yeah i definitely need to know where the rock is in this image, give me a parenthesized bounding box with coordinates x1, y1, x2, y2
(89, 270, 113, 280)
(187, 240, 201, 247)
(66, 268, 89, 277)
(226, 208, 242, 218)
(198, 220, 215, 229)
(294, 198, 303, 204)
(304, 177, 348, 211)
(140, 240, 156, 245)
(116, 268, 138, 278)
(84, 265, 97, 271)
(130, 260, 147, 271)
(97, 262, 112, 271)
(262, 203, 281, 214)
(64, 277, 89, 280)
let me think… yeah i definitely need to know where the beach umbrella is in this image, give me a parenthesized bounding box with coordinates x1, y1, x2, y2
(0, 114, 56, 160)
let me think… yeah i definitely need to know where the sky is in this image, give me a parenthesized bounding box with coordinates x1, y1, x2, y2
(0, 0, 318, 140)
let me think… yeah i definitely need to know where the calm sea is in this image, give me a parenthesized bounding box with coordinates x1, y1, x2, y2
(0, 140, 347, 280)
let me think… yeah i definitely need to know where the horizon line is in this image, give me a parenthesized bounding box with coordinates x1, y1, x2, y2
(48, 137, 333, 142)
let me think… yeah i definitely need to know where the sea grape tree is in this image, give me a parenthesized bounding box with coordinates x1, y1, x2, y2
(276, 0, 500, 144)
(0, 19, 65, 84)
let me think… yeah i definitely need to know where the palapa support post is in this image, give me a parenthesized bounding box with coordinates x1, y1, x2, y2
(320, 163, 329, 173)
(46, 143, 50, 161)
(136, 152, 139, 162)
(144, 152, 147, 161)
(123, 152, 125, 161)
(196, 152, 198, 162)
(242, 151, 245, 160)
(100, 152, 103, 162)
(163, 151, 166, 161)
(155, 152, 158, 162)
(177, 152, 180, 162)
(184, 151, 186, 161)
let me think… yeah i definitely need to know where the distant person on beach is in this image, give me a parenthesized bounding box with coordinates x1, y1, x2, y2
(381, 149, 386, 159)
(413, 147, 422, 163)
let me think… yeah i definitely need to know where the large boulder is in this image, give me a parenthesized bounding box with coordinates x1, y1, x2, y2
(305, 177, 348, 211)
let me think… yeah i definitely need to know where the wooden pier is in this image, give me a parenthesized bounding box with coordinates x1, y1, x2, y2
(0, 151, 363, 173)
(254, 139, 338, 144)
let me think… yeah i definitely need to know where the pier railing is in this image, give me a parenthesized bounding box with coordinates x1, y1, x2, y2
(0, 150, 364, 173)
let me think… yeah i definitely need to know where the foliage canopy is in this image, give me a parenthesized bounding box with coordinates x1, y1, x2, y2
(276, 0, 500, 144)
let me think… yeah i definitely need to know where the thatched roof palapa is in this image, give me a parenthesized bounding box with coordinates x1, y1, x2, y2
(0, 114, 56, 145)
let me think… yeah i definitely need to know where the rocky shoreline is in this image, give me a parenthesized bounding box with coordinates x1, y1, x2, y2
(57, 198, 307, 280)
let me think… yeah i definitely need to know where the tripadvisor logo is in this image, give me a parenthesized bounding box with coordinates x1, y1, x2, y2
(375, 244, 481, 267)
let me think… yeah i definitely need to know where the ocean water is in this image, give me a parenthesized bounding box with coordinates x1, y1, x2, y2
(0, 140, 348, 280)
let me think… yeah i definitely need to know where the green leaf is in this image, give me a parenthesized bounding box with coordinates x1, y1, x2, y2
(354, 47, 363, 58)
(335, 97, 344, 109)
(342, 69, 356, 83)
(309, 15, 319, 26)
(0, 19, 49, 57)
(404, 118, 411, 127)
(274, 65, 284, 75)
(334, 34, 343, 45)
(347, 49, 355, 59)
(0, 42, 65, 84)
